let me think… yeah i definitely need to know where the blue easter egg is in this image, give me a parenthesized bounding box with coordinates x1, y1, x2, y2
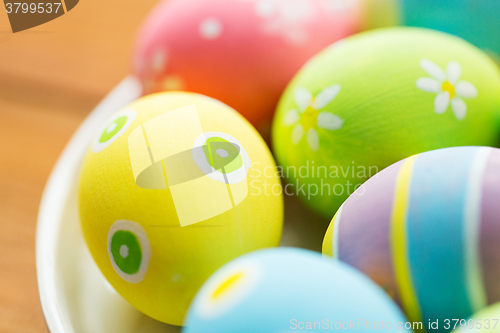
(183, 248, 409, 332)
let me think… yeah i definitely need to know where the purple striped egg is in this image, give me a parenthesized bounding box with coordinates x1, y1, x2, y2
(322, 146, 500, 332)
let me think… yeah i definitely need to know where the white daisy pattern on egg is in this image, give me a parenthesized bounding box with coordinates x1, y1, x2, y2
(283, 85, 344, 152)
(416, 59, 478, 120)
(244, 0, 315, 46)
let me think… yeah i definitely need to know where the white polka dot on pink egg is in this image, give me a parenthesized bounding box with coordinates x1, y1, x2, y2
(199, 18, 223, 40)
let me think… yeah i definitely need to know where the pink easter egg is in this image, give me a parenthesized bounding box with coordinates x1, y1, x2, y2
(132, 0, 362, 136)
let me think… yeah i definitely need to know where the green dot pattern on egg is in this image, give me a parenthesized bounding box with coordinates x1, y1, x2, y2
(202, 137, 243, 174)
(110, 230, 142, 275)
(99, 115, 128, 143)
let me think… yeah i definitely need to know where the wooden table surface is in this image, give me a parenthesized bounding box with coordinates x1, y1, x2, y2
(0, 1, 160, 331)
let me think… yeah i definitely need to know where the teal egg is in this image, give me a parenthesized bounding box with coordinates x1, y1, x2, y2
(360, 0, 500, 61)
(183, 248, 409, 333)
(272, 27, 500, 219)
(399, 0, 500, 61)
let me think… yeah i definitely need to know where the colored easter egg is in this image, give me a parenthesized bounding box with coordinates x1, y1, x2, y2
(358, 0, 500, 61)
(131, 0, 362, 137)
(184, 248, 409, 332)
(272, 27, 500, 219)
(397, 0, 500, 60)
(78, 92, 284, 325)
(453, 303, 500, 333)
(322, 146, 500, 332)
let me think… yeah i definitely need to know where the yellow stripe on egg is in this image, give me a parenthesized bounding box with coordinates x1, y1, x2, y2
(390, 154, 423, 327)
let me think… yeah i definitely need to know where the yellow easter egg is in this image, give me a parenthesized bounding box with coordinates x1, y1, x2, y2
(78, 92, 283, 325)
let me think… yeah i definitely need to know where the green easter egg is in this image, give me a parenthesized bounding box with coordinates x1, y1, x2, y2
(272, 27, 500, 219)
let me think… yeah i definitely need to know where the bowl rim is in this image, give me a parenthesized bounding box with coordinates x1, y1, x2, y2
(36, 77, 142, 333)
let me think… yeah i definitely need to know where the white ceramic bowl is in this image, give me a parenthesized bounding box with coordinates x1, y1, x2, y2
(36, 78, 326, 332)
